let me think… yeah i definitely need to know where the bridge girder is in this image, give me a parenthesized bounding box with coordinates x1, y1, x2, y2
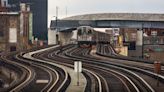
(50, 20, 164, 32)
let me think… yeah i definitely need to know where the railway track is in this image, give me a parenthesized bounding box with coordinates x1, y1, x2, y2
(95, 44, 164, 91)
(0, 45, 69, 92)
(2, 44, 163, 92)
(65, 46, 155, 92)
(32, 44, 154, 92)
(22, 45, 71, 92)
(31, 45, 102, 92)
(0, 52, 33, 92)
(97, 44, 164, 75)
(16, 53, 57, 92)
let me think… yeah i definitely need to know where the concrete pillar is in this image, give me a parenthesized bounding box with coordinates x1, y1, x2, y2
(48, 29, 57, 45)
(136, 30, 143, 46)
(59, 31, 73, 45)
(136, 29, 143, 58)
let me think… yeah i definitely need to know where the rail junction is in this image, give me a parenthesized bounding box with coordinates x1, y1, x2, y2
(1, 13, 164, 92)
(0, 44, 164, 92)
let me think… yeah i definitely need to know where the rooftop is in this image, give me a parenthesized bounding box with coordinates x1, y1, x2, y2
(63, 13, 164, 21)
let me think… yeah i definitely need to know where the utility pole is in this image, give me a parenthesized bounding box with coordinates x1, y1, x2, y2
(142, 23, 144, 58)
(66, 6, 67, 17)
(56, 6, 58, 30)
(56, 6, 59, 44)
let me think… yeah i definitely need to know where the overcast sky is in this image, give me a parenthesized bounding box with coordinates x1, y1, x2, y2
(48, 0, 164, 26)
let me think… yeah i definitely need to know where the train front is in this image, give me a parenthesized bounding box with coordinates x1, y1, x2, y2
(77, 26, 95, 47)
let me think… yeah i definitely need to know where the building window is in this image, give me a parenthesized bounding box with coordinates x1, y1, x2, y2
(3, 1, 6, 7)
(0, 31, 4, 37)
(9, 28, 17, 43)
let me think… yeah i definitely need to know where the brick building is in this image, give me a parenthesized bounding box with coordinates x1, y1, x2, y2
(8, 0, 48, 41)
(0, 12, 21, 52)
(0, 2, 33, 52)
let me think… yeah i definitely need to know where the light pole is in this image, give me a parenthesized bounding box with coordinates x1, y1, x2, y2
(142, 23, 144, 58)
(55, 6, 60, 44)
(56, 6, 58, 31)
(50, 6, 58, 30)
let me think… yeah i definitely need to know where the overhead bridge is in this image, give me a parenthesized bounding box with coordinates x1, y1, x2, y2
(50, 13, 164, 31)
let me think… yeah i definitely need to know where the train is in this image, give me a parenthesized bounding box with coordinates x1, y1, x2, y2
(77, 26, 111, 47)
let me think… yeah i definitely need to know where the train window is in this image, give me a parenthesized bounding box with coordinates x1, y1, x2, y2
(83, 27, 87, 34)
(88, 29, 92, 34)
(83, 27, 86, 31)
(77, 29, 82, 35)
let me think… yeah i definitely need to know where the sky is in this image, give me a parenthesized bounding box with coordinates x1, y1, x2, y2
(48, 0, 164, 26)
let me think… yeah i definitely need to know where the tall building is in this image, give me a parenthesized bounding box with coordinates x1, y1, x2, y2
(8, 0, 48, 41)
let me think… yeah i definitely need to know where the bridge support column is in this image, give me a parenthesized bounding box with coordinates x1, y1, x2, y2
(136, 29, 143, 58)
(59, 31, 73, 45)
(48, 29, 57, 45)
